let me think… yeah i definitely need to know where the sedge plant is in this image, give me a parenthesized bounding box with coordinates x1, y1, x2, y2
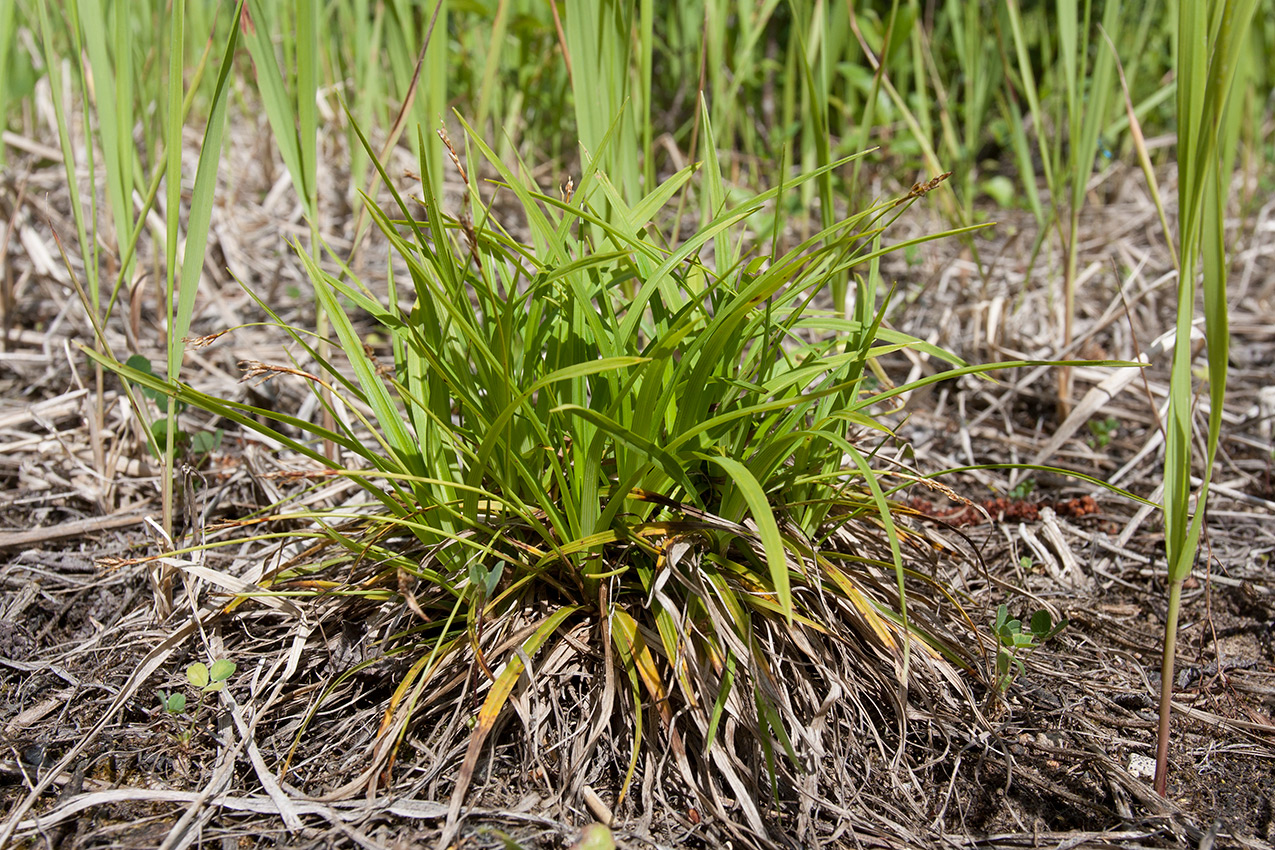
(84, 104, 1143, 839)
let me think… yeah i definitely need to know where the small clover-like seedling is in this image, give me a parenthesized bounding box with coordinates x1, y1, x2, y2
(1028, 609, 1067, 642)
(159, 658, 236, 748)
(188, 428, 224, 455)
(187, 658, 236, 693)
(126, 356, 222, 460)
(991, 604, 1067, 695)
(157, 690, 187, 715)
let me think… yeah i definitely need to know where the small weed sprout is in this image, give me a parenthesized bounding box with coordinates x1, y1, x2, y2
(1007, 478, 1037, 501)
(991, 605, 1067, 695)
(156, 690, 186, 715)
(187, 658, 237, 693)
(155, 658, 236, 746)
(1087, 415, 1121, 448)
(125, 355, 224, 460)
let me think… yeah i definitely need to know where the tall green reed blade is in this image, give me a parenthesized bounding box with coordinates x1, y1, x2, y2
(1156, 0, 1256, 798)
(1058, 0, 1120, 414)
(296, 0, 336, 459)
(787, 1, 842, 307)
(169, 0, 241, 532)
(153, 2, 240, 546)
(159, 0, 187, 556)
(34, 1, 95, 319)
(240, 2, 305, 214)
(331, 0, 382, 196)
(78, 0, 135, 299)
(1001, 0, 1121, 416)
(297, 0, 319, 229)
(0, 0, 16, 167)
(35, 0, 114, 483)
(563, 0, 641, 215)
(634, 0, 654, 190)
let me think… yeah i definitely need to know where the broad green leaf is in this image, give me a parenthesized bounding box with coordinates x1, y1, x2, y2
(186, 662, 210, 689)
(695, 454, 791, 623)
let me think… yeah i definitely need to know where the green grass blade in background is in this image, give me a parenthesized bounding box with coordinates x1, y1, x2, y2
(788, 1, 841, 308)
(159, 0, 188, 554)
(297, 0, 319, 224)
(473, 0, 510, 138)
(242, 0, 305, 194)
(564, 0, 640, 212)
(78, 0, 133, 291)
(169, 6, 240, 396)
(1057, 0, 1121, 413)
(0, 0, 16, 166)
(35, 1, 94, 314)
(1156, 0, 1257, 798)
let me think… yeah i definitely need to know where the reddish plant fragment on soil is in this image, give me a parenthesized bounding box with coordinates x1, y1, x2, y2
(908, 494, 1099, 527)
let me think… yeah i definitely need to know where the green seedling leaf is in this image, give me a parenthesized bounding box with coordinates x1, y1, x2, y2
(995, 613, 1022, 642)
(189, 429, 224, 455)
(125, 354, 160, 403)
(1029, 609, 1053, 637)
(126, 354, 186, 412)
(186, 662, 209, 689)
(1087, 416, 1120, 448)
(1007, 478, 1037, 500)
(209, 659, 236, 682)
(159, 690, 186, 714)
(148, 419, 189, 454)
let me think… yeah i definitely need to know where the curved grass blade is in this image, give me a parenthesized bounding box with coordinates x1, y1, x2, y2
(695, 454, 791, 623)
(445, 605, 578, 836)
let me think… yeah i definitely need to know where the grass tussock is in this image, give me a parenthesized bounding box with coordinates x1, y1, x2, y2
(85, 117, 1000, 842)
